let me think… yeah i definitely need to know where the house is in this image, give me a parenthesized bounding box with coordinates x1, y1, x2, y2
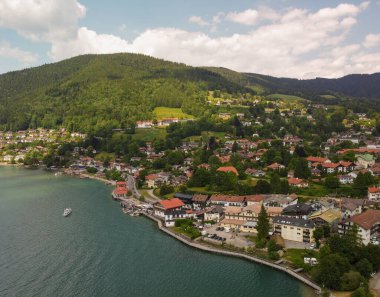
(356, 154, 375, 169)
(307, 156, 330, 168)
(267, 163, 285, 171)
(288, 178, 309, 188)
(282, 203, 314, 219)
(339, 209, 380, 245)
(204, 205, 224, 222)
(217, 166, 239, 176)
(368, 187, 380, 201)
(153, 198, 187, 227)
(209, 195, 245, 207)
(192, 194, 209, 209)
(263, 194, 298, 208)
(338, 175, 354, 184)
(341, 198, 364, 218)
(309, 209, 342, 228)
(245, 195, 264, 206)
(273, 216, 315, 243)
(112, 181, 129, 200)
(245, 168, 265, 177)
(145, 172, 170, 188)
(173, 193, 193, 205)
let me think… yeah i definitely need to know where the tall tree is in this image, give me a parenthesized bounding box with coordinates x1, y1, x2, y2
(257, 204, 270, 240)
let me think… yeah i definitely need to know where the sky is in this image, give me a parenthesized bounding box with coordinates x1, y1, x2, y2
(0, 0, 380, 78)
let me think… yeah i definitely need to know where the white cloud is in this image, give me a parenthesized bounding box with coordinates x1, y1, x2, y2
(0, 42, 38, 64)
(0, 0, 85, 41)
(226, 9, 260, 25)
(364, 34, 380, 48)
(189, 16, 209, 26)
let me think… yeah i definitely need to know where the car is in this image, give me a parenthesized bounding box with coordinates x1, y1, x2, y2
(309, 243, 316, 249)
(219, 227, 224, 231)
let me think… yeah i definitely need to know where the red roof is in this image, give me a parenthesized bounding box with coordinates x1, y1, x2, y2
(288, 178, 306, 185)
(210, 195, 245, 203)
(267, 163, 284, 169)
(307, 156, 328, 163)
(116, 181, 127, 187)
(350, 209, 380, 230)
(368, 187, 380, 193)
(217, 166, 239, 176)
(145, 174, 158, 180)
(245, 195, 264, 202)
(113, 187, 129, 195)
(322, 163, 340, 168)
(159, 198, 185, 210)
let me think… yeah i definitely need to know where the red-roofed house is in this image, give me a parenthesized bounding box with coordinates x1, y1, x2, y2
(339, 209, 380, 245)
(267, 163, 285, 171)
(288, 178, 309, 188)
(307, 156, 330, 167)
(153, 198, 188, 227)
(368, 187, 380, 201)
(217, 166, 239, 176)
(112, 181, 129, 200)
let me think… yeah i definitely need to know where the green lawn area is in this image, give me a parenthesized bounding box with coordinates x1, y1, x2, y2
(153, 107, 194, 120)
(284, 249, 319, 269)
(132, 128, 167, 141)
(296, 183, 329, 197)
(320, 94, 337, 99)
(267, 94, 307, 101)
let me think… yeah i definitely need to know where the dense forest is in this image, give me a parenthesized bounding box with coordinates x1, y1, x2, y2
(0, 53, 379, 133)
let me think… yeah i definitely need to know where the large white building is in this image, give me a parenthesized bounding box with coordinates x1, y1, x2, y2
(339, 209, 380, 245)
(273, 216, 315, 243)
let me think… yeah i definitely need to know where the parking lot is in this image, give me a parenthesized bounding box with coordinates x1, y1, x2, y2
(202, 224, 254, 248)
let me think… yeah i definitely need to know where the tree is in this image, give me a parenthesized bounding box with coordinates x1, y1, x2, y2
(159, 184, 174, 196)
(325, 176, 340, 190)
(255, 179, 272, 194)
(355, 258, 373, 278)
(188, 168, 211, 187)
(294, 158, 311, 179)
(232, 141, 239, 153)
(257, 204, 270, 241)
(340, 271, 363, 291)
(313, 226, 324, 248)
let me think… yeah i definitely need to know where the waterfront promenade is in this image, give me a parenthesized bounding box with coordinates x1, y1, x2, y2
(142, 212, 322, 295)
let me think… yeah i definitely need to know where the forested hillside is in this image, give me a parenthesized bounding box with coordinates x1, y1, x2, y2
(0, 53, 249, 134)
(0, 52, 380, 134)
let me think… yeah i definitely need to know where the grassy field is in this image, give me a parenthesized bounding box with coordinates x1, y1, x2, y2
(132, 128, 167, 141)
(153, 107, 194, 120)
(296, 183, 329, 197)
(267, 94, 307, 101)
(284, 249, 318, 269)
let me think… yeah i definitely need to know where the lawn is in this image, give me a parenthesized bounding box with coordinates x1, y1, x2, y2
(132, 128, 167, 141)
(153, 107, 194, 120)
(296, 183, 329, 197)
(267, 94, 307, 101)
(284, 249, 319, 269)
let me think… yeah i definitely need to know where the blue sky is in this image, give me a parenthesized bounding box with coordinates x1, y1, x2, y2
(0, 0, 379, 78)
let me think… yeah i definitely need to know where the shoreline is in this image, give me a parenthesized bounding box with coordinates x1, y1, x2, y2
(141, 212, 322, 295)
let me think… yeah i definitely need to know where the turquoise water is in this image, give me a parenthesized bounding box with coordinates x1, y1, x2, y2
(0, 167, 314, 297)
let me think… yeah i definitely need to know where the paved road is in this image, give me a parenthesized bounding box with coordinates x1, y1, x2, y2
(126, 175, 158, 203)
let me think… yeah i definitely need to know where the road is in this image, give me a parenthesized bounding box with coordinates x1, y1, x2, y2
(126, 174, 158, 204)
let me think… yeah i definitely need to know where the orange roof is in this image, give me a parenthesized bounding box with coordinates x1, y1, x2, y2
(350, 209, 380, 230)
(288, 178, 306, 185)
(210, 194, 245, 202)
(145, 174, 158, 180)
(159, 198, 185, 210)
(267, 163, 284, 169)
(217, 166, 239, 176)
(113, 187, 129, 195)
(322, 163, 340, 168)
(368, 187, 380, 193)
(116, 181, 127, 187)
(307, 156, 328, 163)
(245, 195, 264, 202)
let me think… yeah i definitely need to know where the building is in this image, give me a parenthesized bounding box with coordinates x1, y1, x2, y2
(112, 181, 129, 200)
(288, 178, 309, 188)
(356, 154, 375, 169)
(192, 194, 209, 209)
(209, 195, 245, 207)
(339, 209, 380, 245)
(282, 203, 314, 219)
(368, 187, 380, 201)
(273, 216, 315, 243)
(245, 195, 264, 206)
(153, 198, 187, 227)
(309, 209, 342, 228)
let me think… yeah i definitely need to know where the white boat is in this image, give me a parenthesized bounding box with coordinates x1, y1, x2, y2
(63, 208, 72, 217)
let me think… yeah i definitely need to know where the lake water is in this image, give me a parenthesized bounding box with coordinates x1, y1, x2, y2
(0, 167, 314, 297)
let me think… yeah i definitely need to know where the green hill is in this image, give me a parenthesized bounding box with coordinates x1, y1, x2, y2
(0, 52, 380, 133)
(0, 54, 250, 133)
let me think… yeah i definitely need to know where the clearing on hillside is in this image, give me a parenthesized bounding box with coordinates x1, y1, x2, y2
(153, 107, 194, 120)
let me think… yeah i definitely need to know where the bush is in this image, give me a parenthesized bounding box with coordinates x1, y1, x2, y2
(340, 271, 363, 291)
(269, 251, 280, 261)
(86, 166, 98, 174)
(255, 238, 267, 249)
(160, 184, 174, 196)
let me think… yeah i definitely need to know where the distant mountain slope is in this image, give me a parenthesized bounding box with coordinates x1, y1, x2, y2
(0, 53, 379, 132)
